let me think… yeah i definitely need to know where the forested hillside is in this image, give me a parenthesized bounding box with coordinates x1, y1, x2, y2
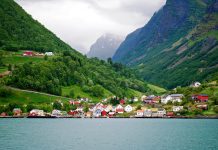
(113, 0, 218, 89)
(8, 51, 150, 98)
(0, 0, 74, 52)
(0, 0, 157, 99)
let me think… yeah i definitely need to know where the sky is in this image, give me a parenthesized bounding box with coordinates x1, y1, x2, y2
(15, 0, 166, 54)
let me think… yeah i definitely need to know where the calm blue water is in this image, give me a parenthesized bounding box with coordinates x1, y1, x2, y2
(0, 119, 218, 150)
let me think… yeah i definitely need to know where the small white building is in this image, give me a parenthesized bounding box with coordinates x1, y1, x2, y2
(157, 108, 166, 117)
(141, 95, 147, 101)
(94, 103, 104, 111)
(93, 109, 102, 117)
(45, 52, 54, 56)
(124, 105, 133, 113)
(161, 94, 184, 104)
(30, 109, 44, 116)
(173, 106, 184, 112)
(133, 97, 139, 102)
(52, 109, 62, 117)
(190, 82, 201, 88)
(144, 109, 152, 117)
(136, 110, 144, 117)
(76, 107, 84, 112)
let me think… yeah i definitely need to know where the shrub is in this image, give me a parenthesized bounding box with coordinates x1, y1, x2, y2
(69, 90, 75, 98)
(0, 87, 12, 97)
(214, 106, 218, 113)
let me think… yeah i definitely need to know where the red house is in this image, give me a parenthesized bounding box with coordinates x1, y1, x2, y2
(119, 99, 125, 105)
(101, 110, 107, 117)
(166, 112, 174, 118)
(0, 112, 7, 117)
(192, 94, 208, 102)
(68, 110, 78, 117)
(23, 51, 34, 56)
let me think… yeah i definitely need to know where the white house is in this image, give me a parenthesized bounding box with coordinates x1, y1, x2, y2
(157, 108, 166, 117)
(124, 105, 133, 113)
(144, 109, 152, 117)
(94, 103, 104, 111)
(112, 106, 116, 112)
(136, 110, 144, 117)
(133, 97, 139, 102)
(30, 109, 44, 116)
(161, 94, 184, 104)
(190, 82, 201, 88)
(173, 106, 184, 112)
(52, 109, 62, 117)
(76, 107, 84, 112)
(93, 109, 102, 117)
(141, 95, 147, 101)
(45, 52, 54, 56)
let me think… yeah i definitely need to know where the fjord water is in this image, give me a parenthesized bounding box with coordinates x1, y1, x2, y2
(0, 119, 218, 150)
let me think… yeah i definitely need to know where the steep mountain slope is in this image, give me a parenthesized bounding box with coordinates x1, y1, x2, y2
(0, 0, 74, 52)
(0, 0, 162, 99)
(113, 0, 218, 89)
(87, 33, 123, 60)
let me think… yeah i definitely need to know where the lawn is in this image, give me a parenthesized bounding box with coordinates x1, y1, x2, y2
(148, 84, 167, 94)
(0, 88, 70, 105)
(62, 85, 113, 103)
(3, 56, 44, 65)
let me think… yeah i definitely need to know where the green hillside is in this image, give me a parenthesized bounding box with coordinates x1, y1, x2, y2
(0, 0, 75, 53)
(0, 87, 70, 105)
(7, 51, 150, 98)
(0, 0, 165, 101)
(113, 0, 218, 89)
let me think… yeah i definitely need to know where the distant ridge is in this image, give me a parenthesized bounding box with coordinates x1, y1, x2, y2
(87, 33, 123, 60)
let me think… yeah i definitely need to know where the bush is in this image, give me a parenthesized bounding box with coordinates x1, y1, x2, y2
(214, 106, 218, 113)
(69, 90, 75, 98)
(90, 85, 104, 97)
(0, 87, 12, 97)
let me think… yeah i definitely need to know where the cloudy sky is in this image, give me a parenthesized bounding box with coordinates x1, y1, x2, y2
(15, 0, 166, 54)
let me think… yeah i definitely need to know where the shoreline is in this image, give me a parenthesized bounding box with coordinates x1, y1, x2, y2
(1, 116, 218, 119)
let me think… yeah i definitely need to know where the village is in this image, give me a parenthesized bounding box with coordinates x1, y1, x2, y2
(0, 82, 210, 119)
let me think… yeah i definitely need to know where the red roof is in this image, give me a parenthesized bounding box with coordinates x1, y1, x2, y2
(68, 110, 78, 116)
(0, 112, 7, 116)
(192, 94, 208, 102)
(120, 99, 125, 105)
(167, 112, 174, 117)
(23, 51, 33, 56)
(116, 108, 124, 112)
(101, 110, 107, 116)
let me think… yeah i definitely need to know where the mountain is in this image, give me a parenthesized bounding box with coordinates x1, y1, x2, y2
(0, 0, 163, 99)
(113, 0, 218, 89)
(87, 33, 123, 60)
(0, 0, 74, 52)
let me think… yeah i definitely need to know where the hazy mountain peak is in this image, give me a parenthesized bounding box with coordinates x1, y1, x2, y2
(87, 33, 123, 60)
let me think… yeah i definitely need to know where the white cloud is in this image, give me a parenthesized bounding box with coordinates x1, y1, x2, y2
(15, 0, 166, 54)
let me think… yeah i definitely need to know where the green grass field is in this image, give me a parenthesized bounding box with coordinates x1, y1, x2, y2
(148, 84, 167, 93)
(62, 85, 113, 103)
(0, 88, 70, 105)
(3, 56, 44, 65)
(1, 50, 45, 66)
